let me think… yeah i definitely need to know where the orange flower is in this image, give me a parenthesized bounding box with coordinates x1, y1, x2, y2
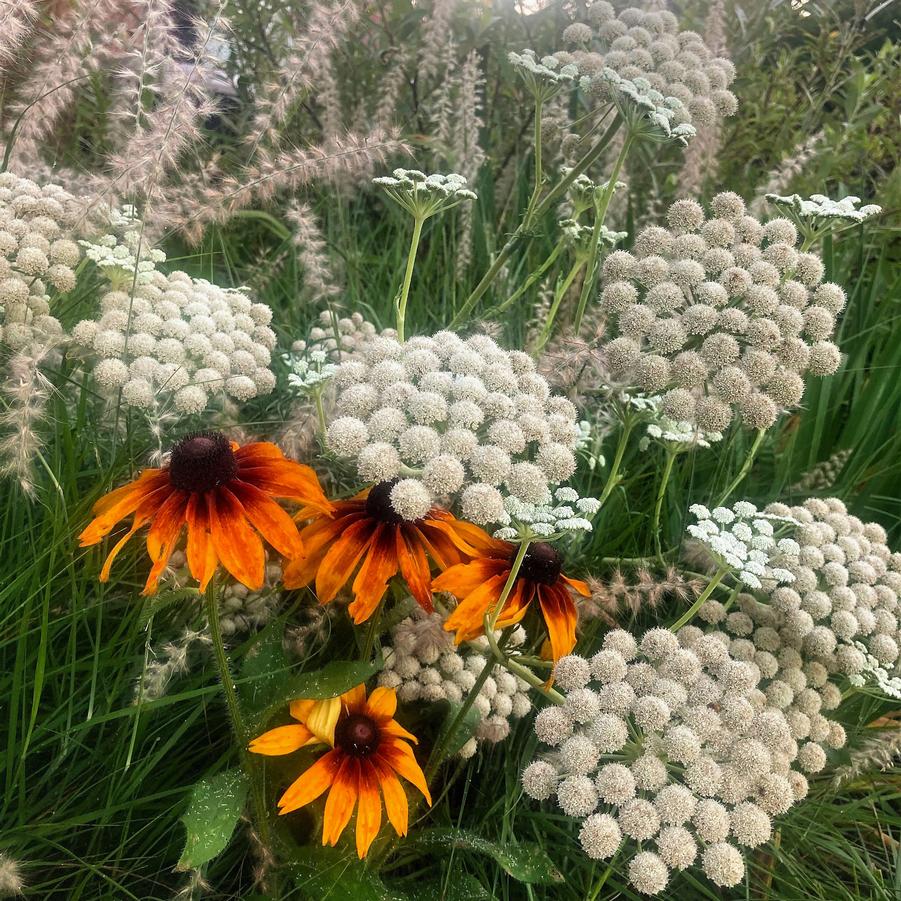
(249, 684, 431, 858)
(282, 480, 496, 623)
(79, 432, 333, 594)
(435, 540, 590, 664)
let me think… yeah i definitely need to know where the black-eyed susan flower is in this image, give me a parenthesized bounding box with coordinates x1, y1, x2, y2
(282, 480, 497, 623)
(79, 432, 333, 594)
(249, 684, 431, 858)
(436, 540, 590, 664)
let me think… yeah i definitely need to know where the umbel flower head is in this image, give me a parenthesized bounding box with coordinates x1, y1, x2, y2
(373, 169, 477, 220)
(436, 539, 590, 664)
(601, 193, 844, 431)
(509, 48, 578, 100)
(79, 433, 333, 594)
(553, 5, 737, 141)
(765, 192, 882, 245)
(325, 330, 580, 525)
(249, 684, 431, 858)
(282, 481, 498, 623)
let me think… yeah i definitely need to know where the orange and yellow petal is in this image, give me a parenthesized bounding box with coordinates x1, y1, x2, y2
(248, 723, 314, 756)
(537, 582, 578, 664)
(563, 575, 591, 597)
(396, 527, 434, 612)
(372, 758, 409, 837)
(348, 525, 399, 624)
(355, 764, 383, 858)
(314, 518, 376, 604)
(432, 557, 510, 599)
(378, 739, 431, 805)
(79, 471, 171, 546)
(207, 487, 265, 590)
(364, 686, 398, 722)
(230, 479, 305, 561)
(278, 749, 340, 815)
(441, 571, 508, 642)
(298, 696, 342, 746)
(341, 684, 368, 711)
(322, 756, 359, 847)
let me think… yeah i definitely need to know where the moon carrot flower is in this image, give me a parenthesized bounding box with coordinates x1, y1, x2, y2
(282, 479, 497, 623)
(249, 684, 431, 858)
(435, 540, 590, 664)
(78, 431, 333, 594)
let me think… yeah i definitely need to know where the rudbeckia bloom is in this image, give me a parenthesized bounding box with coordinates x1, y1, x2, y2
(282, 480, 496, 623)
(249, 684, 431, 858)
(79, 432, 333, 594)
(435, 540, 590, 664)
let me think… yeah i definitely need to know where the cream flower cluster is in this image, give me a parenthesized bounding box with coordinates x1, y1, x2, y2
(555, 4, 737, 138)
(686, 502, 800, 590)
(701, 497, 901, 702)
(602, 193, 843, 431)
(72, 269, 276, 413)
(494, 487, 600, 540)
(522, 627, 814, 895)
(0, 172, 84, 349)
(509, 49, 578, 94)
(634, 393, 723, 450)
(377, 608, 532, 758)
(299, 310, 395, 360)
(766, 193, 882, 225)
(325, 331, 581, 524)
(373, 169, 477, 218)
(78, 206, 166, 285)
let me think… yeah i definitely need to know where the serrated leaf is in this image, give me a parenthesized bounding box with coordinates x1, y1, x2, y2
(288, 846, 408, 900)
(177, 768, 248, 871)
(407, 828, 563, 885)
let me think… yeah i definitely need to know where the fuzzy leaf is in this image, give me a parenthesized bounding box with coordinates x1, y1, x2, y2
(406, 828, 563, 885)
(177, 768, 248, 870)
(406, 874, 490, 900)
(289, 847, 408, 900)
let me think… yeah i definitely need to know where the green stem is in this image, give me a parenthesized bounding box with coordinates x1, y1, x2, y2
(361, 602, 382, 662)
(451, 113, 623, 326)
(396, 214, 425, 342)
(716, 428, 766, 507)
(489, 240, 564, 317)
(205, 584, 276, 889)
(599, 417, 635, 507)
(653, 450, 677, 565)
(572, 133, 633, 336)
(587, 855, 618, 901)
(487, 539, 531, 633)
(669, 567, 728, 632)
(530, 257, 585, 355)
(528, 95, 544, 214)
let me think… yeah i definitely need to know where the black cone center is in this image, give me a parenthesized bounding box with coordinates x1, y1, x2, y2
(335, 713, 380, 757)
(168, 431, 238, 493)
(519, 542, 563, 586)
(365, 479, 404, 524)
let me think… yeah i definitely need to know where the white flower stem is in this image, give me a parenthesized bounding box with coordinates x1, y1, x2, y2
(599, 416, 636, 507)
(395, 213, 425, 342)
(653, 448, 678, 564)
(716, 428, 766, 507)
(530, 256, 586, 354)
(489, 239, 564, 317)
(668, 566, 728, 632)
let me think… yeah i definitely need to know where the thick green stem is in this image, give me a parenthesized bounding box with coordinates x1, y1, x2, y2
(716, 428, 766, 507)
(669, 567, 728, 632)
(451, 114, 623, 326)
(599, 418, 635, 507)
(489, 240, 563, 317)
(396, 214, 425, 342)
(531, 257, 585, 355)
(653, 450, 677, 564)
(528, 95, 544, 213)
(572, 134, 633, 336)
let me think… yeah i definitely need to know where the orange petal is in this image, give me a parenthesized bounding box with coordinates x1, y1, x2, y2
(79, 473, 171, 545)
(207, 487, 265, 590)
(432, 557, 510, 599)
(495, 580, 533, 632)
(396, 527, 434, 612)
(248, 723, 314, 756)
(97, 484, 170, 581)
(278, 749, 340, 815)
(237, 459, 333, 513)
(235, 442, 287, 464)
(315, 518, 376, 605)
(348, 525, 399, 624)
(141, 489, 189, 595)
(282, 513, 357, 589)
(563, 575, 591, 597)
(365, 686, 398, 721)
(538, 582, 578, 664)
(323, 756, 359, 846)
(341, 684, 367, 710)
(355, 763, 382, 858)
(441, 572, 508, 643)
(422, 515, 508, 559)
(229, 479, 305, 560)
(185, 493, 218, 591)
(382, 719, 419, 745)
(372, 758, 409, 837)
(378, 740, 431, 805)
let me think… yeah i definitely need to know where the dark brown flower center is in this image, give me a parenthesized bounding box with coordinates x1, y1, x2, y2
(365, 479, 405, 525)
(335, 713, 381, 757)
(518, 542, 563, 586)
(168, 431, 238, 493)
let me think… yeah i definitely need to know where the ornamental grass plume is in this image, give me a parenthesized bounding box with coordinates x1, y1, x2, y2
(78, 432, 332, 594)
(249, 684, 431, 858)
(601, 193, 843, 431)
(523, 627, 814, 895)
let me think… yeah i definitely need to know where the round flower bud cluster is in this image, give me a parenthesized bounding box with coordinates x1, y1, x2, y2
(295, 310, 396, 362)
(702, 497, 901, 707)
(283, 347, 337, 395)
(325, 331, 581, 524)
(686, 502, 801, 589)
(0, 172, 84, 349)
(72, 268, 277, 413)
(601, 193, 844, 431)
(523, 627, 812, 895)
(78, 206, 167, 286)
(377, 608, 532, 757)
(553, 5, 737, 138)
(790, 448, 851, 494)
(373, 169, 477, 219)
(494, 486, 601, 540)
(636, 394, 723, 450)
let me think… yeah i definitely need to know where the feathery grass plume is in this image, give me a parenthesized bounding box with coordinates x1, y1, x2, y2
(0, 1, 38, 67)
(417, 0, 457, 84)
(374, 48, 412, 130)
(677, 0, 728, 196)
(0, 851, 24, 897)
(171, 868, 211, 900)
(831, 726, 901, 789)
(286, 202, 341, 303)
(135, 626, 212, 703)
(582, 567, 702, 623)
(791, 448, 852, 493)
(0, 343, 55, 496)
(750, 131, 824, 216)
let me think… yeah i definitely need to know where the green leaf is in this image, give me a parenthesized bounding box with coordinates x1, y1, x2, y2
(434, 700, 482, 759)
(406, 828, 563, 885)
(288, 847, 408, 900)
(177, 768, 249, 871)
(405, 874, 490, 900)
